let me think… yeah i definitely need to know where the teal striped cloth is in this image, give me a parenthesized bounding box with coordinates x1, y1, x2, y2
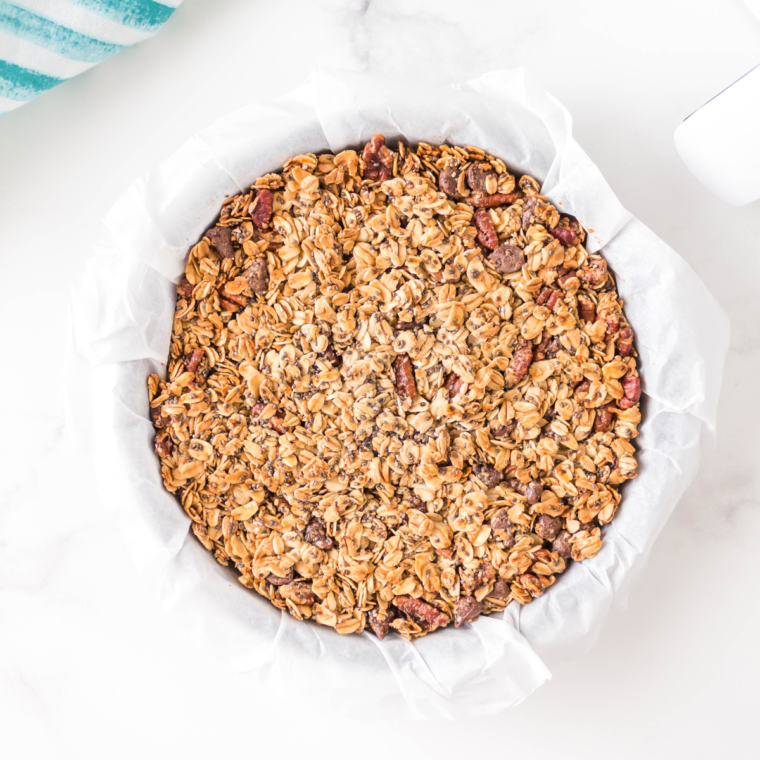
(0, 0, 183, 114)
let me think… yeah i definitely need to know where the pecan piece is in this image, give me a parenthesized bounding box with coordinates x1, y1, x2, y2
(279, 583, 315, 606)
(320, 346, 342, 367)
(574, 379, 592, 399)
(150, 404, 170, 429)
(444, 371, 467, 399)
(184, 348, 204, 373)
(439, 164, 466, 200)
(393, 595, 449, 629)
(603, 311, 620, 336)
(536, 288, 554, 306)
(177, 275, 194, 298)
(269, 412, 286, 434)
(617, 326, 634, 357)
(594, 403, 616, 433)
(367, 606, 396, 640)
(557, 266, 579, 289)
(454, 596, 483, 628)
(154, 431, 173, 457)
(465, 161, 497, 193)
(245, 257, 269, 294)
(476, 561, 496, 586)
(506, 344, 533, 383)
(488, 242, 524, 273)
(577, 293, 596, 322)
(511, 479, 543, 505)
(304, 516, 333, 550)
(472, 464, 503, 489)
(618, 370, 642, 410)
(205, 226, 234, 258)
(552, 531, 573, 559)
(474, 208, 499, 250)
(393, 354, 417, 398)
(249, 401, 286, 433)
(361, 133, 395, 182)
(546, 290, 561, 310)
(250, 188, 274, 229)
(578, 259, 608, 288)
(550, 225, 578, 247)
(488, 579, 511, 600)
(267, 568, 294, 586)
(492, 420, 516, 438)
(535, 514, 561, 541)
(536, 328, 561, 361)
(470, 191, 521, 208)
(219, 286, 248, 308)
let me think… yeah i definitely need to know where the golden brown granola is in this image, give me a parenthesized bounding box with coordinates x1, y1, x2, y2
(147, 134, 641, 639)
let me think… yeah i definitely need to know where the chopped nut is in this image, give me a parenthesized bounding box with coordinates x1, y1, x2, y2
(393, 595, 449, 629)
(470, 191, 521, 208)
(474, 208, 499, 250)
(205, 226, 234, 258)
(578, 258, 608, 288)
(267, 568, 294, 586)
(550, 225, 578, 247)
(472, 464, 503, 489)
(454, 596, 483, 628)
(577, 293, 596, 323)
(280, 583, 315, 606)
(488, 579, 511, 600)
(245, 257, 269, 294)
(512, 480, 543, 504)
(617, 326, 634, 357)
(507, 344, 533, 383)
(492, 420, 516, 438)
(444, 371, 467, 399)
(594, 403, 615, 433)
(367, 606, 396, 639)
(361, 133, 395, 182)
(304, 516, 333, 550)
(184, 348, 204, 373)
(250, 188, 274, 229)
(619, 370, 642, 410)
(552, 531, 573, 559)
(536, 287, 559, 307)
(177, 276, 194, 298)
(154, 431, 172, 457)
(393, 354, 417, 398)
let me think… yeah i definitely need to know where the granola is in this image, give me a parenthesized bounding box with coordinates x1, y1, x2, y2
(147, 134, 641, 639)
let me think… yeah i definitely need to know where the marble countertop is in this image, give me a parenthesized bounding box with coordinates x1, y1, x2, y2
(2, 0, 759, 757)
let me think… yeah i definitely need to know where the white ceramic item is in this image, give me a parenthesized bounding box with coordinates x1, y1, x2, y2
(674, 63, 760, 206)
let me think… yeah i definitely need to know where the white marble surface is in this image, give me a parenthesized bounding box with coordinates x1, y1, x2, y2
(1, 0, 759, 757)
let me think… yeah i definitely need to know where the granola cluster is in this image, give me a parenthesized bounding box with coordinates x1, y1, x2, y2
(148, 134, 641, 639)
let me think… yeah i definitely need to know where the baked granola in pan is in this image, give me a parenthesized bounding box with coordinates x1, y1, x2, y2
(148, 134, 641, 639)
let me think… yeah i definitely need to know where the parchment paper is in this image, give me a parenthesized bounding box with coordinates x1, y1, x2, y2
(66, 68, 730, 720)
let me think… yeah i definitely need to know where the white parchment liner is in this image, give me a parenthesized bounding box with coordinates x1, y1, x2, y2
(66, 69, 729, 719)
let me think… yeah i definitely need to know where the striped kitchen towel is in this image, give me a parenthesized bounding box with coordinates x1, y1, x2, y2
(0, 0, 183, 115)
